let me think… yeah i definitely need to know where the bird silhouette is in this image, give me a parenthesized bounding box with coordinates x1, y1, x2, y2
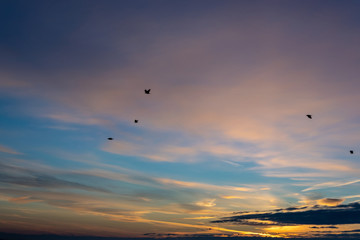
(134, 119, 138, 123)
(144, 89, 151, 94)
(107, 138, 113, 140)
(350, 150, 354, 154)
(306, 115, 312, 119)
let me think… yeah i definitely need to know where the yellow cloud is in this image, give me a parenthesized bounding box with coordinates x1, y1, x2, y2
(221, 195, 245, 199)
(196, 199, 216, 207)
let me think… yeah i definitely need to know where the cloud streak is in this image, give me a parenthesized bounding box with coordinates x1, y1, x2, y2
(302, 179, 360, 192)
(0, 145, 21, 155)
(0, 162, 109, 193)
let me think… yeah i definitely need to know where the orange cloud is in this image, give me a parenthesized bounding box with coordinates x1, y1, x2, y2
(317, 198, 344, 206)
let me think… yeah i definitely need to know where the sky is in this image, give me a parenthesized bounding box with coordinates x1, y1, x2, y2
(1, 0, 360, 239)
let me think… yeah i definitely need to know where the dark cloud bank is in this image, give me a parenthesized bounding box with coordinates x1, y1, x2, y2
(212, 202, 360, 226)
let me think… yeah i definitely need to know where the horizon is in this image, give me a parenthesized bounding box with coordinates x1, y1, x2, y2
(1, 0, 360, 239)
(1, 232, 360, 240)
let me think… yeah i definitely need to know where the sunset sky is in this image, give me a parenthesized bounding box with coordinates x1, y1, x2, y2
(2, 0, 360, 239)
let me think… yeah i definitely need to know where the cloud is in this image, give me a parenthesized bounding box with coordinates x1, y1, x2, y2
(310, 226, 338, 229)
(0, 145, 21, 155)
(312, 231, 360, 239)
(302, 179, 360, 192)
(102, 138, 256, 163)
(46, 114, 110, 126)
(0, 163, 109, 193)
(2, 174, 109, 193)
(45, 125, 77, 131)
(344, 194, 360, 199)
(183, 216, 215, 220)
(196, 199, 216, 207)
(78, 168, 257, 195)
(221, 196, 246, 200)
(255, 157, 354, 174)
(0, 71, 29, 88)
(212, 202, 360, 226)
(9, 196, 41, 204)
(317, 198, 344, 207)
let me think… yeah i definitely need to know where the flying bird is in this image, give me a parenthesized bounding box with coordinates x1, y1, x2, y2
(306, 115, 312, 119)
(350, 150, 354, 154)
(107, 138, 113, 140)
(134, 119, 138, 123)
(144, 89, 151, 94)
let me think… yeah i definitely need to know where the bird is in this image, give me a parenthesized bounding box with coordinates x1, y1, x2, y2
(134, 119, 138, 123)
(306, 115, 312, 119)
(107, 138, 113, 140)
(144, 89, 151, 94)
(350, 150, 354, 154)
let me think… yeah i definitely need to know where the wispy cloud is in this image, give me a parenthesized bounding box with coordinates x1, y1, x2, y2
(45, 125, 78, 131)
(0, 162, 109, 193)
(0, 71, 29, 88)
(102, 139, 256, 163)
(46, 114, 110, 126)
(0, 145, 21, 155)
(302, 179, 360, 192)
